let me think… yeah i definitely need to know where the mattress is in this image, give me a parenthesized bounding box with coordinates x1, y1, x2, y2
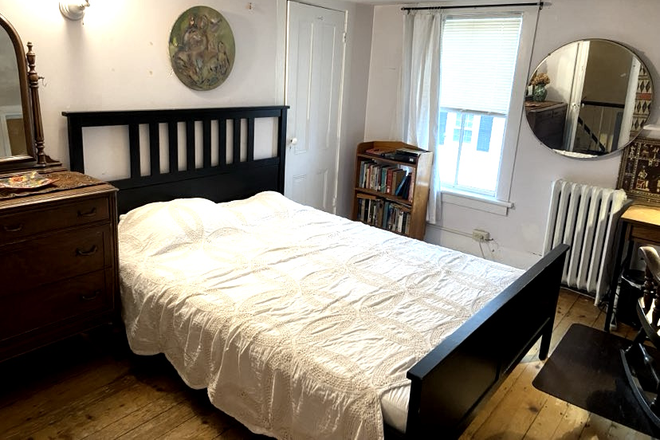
(118, 191, 523, 439)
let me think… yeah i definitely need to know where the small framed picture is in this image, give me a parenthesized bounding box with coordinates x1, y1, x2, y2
(617, 137, 660, 204)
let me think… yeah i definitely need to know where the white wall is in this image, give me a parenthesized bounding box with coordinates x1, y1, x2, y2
(364, 0, 660, 268)
(0, 0, 373, 209)
(0, 0, 286, 169)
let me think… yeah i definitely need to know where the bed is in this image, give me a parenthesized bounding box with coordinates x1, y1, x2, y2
(65, 106, 569, 439)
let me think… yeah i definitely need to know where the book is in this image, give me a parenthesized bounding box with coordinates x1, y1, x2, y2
(407, 174, 415, 203)
(383, 202, 391, 229)
(367, 163, 375, 190)
(359, 160, 375, 189)
(356, 193, 377, 223)
(380, 166, 388, 192)
(396, 210, 404, 233)
(358, 161, 367, 188)
(391, 169, 406, 195)
(385, 167, 394, 194)
(375, 199, 384, 227)
(395, 173, 411, 198)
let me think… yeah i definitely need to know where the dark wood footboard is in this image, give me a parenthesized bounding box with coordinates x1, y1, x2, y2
(401, 243, 569, 439)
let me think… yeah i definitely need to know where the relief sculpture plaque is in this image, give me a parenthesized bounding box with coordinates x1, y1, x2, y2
(169, 6, 235, 91)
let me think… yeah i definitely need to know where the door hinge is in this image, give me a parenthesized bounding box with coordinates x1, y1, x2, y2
(343, 32, 347, 43)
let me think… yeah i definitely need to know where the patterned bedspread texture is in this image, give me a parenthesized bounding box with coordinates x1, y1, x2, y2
(118, 191, 523, 440)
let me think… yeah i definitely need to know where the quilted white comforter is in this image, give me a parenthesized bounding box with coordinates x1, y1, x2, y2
(118, 191, 523, 439)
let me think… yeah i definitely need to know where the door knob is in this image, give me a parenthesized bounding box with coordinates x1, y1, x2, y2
(290, 137, 298, 145)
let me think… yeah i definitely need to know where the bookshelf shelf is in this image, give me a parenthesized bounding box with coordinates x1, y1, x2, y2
(352, 141, 433, 240)
(355, 187, 412, 206)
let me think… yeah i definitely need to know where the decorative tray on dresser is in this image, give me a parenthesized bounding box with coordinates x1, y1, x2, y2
(0, 170, 118, 362)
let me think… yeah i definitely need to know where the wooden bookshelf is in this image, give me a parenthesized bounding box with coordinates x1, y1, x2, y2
(352, 141, 432, 240)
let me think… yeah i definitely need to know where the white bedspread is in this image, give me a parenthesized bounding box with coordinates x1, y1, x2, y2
(118, 191, 523, 439)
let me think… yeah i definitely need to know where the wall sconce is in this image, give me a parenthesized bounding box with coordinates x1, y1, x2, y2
(59, 1, 90, 21)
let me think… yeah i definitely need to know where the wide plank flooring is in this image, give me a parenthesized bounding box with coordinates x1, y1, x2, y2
(0, 289, 650, 439)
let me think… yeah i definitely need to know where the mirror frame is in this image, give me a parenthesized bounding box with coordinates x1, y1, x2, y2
(526, 38, 653, 159)
(0, 13, 37, 171)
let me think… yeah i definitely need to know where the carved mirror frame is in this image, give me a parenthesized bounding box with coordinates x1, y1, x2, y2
(0, 13, 50, 172)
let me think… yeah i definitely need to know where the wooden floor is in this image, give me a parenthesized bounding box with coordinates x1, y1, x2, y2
(0, 289, 651, 440)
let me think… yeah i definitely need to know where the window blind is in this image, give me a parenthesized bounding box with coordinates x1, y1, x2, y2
(440, 15, 522, 115)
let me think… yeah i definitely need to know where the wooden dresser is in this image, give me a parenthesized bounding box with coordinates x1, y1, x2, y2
(525, 101, 568, 149)
(0, 171, 118, 362)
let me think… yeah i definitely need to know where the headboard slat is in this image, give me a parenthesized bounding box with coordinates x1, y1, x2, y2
(149, 122, 160, 177)
(167, 121, 178, 174)
(63, 106, 289, 215)
(247, 117, 255, 162)
(232, 118, 241, 164)
(218, 119, 227, 167)
(185, 120, 195, 171)
(202, 119, 212, 168)
(128, 123, 140, 179)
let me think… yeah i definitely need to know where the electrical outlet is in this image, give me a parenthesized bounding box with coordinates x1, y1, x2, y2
(472, 229, 490, 242)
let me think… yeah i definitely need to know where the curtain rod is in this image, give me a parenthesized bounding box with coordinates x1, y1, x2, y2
(401, 2, 544, 11)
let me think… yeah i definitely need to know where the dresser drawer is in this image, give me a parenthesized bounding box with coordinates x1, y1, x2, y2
(0, 195, 110, 243)
(0, 224, 114, 296)
(534, 106, 566, 122)
(631, 224, 660, 245)
(0, 269, 113, 342)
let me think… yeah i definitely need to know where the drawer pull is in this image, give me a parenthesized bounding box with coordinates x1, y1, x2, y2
(81, 290, 101, 301)
(3, 223, 23, 232)
(78, 207, 97, 218)
(76, 245, 98, 256)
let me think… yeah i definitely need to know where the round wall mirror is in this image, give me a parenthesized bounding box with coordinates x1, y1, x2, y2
(525, 39, 653, 159)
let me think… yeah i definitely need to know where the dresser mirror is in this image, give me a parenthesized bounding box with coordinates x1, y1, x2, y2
(526, 39, 653, 159)
(0, 13, 47, 172)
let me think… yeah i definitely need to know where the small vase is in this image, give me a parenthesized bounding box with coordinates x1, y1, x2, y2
(533, 84, 547, 102)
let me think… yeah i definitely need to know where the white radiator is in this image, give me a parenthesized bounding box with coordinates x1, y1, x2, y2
(543, 180, 628, 304)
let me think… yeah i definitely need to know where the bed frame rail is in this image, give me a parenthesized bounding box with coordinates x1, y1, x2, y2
(403, 243, 569, 439)
(64, 106, 288, 214)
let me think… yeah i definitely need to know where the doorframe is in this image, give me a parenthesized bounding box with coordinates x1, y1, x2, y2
(284, 0, 348, 213)
(619, 57, 641, 148)
(564, 40, 589, 152)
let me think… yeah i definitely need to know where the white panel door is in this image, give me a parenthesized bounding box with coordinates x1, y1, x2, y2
(286, 1, 345, 213)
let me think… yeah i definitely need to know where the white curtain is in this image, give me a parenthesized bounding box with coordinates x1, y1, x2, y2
(396, 11, 443, 224)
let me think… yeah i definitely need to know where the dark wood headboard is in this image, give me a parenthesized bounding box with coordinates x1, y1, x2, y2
(64, 106, 288, 214)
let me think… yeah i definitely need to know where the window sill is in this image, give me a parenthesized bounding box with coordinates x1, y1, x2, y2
(440, 189, 513, 216)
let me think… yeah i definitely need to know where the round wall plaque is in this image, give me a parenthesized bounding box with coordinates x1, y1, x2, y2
(169, 6, 235, 91)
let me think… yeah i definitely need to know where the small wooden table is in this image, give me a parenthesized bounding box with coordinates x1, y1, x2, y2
(606, 203, 660, 331)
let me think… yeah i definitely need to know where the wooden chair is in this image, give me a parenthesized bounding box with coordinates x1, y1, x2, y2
(621, 245, 660, 427)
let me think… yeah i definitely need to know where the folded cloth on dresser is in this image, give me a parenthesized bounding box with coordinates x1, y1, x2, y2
(118, 191, 523, 439)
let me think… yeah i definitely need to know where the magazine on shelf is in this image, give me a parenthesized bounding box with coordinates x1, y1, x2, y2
(381, 151, 416, 163)
(396, 147, 423, 156)
(364, 147, 390, 157)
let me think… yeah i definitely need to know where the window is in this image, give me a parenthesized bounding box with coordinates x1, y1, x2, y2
(437, 15, 523, 197)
